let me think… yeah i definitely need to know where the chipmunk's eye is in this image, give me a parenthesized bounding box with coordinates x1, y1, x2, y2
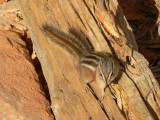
(110, 71, 114, 78)
(111, 61, 115, 75)
(108, 62, 115, 81)
(99, 72, 103, 77)
(99, 71, 105, 80)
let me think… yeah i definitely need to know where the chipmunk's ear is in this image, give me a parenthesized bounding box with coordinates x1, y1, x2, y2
(79, 64, 95, 84)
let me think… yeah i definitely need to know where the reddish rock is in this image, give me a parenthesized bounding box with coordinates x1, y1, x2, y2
(0, 30, 54, 120)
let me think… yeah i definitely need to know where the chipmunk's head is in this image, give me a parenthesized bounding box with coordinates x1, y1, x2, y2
(97, 58, 121, 85)
(79, 53, 122, 85)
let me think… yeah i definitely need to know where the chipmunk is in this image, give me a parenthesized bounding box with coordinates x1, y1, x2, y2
(42, 25, 121, 99)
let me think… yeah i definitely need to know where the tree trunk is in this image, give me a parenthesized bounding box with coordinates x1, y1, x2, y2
(18, 0, 160, 120)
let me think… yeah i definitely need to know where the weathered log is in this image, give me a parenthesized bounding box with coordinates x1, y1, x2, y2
(18, 0, 160, 119)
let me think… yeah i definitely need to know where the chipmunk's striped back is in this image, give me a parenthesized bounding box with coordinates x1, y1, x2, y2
(80, 53, 102, 72)
(43, 25, 90, 57)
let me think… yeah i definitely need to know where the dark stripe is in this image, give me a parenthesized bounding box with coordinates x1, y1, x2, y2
(80, 60, 98, 67)
(83, 54, 101, 61)
(80, 54, 100, 66)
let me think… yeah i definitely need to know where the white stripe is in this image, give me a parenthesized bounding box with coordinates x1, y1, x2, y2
(81, 63, 96, 71)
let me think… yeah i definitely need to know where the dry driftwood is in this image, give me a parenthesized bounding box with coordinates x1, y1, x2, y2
(18, 0, 160, 119)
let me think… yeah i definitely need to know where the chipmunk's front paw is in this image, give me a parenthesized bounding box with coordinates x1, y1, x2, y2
(98, 89, 106, 101)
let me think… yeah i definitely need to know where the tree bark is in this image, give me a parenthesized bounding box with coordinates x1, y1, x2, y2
(18, 0, 160, 120)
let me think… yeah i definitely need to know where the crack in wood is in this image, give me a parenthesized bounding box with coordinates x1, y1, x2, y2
(56, 1, 72, 27)
(68, 0, 88, 29)
(87, 84, 111, 120)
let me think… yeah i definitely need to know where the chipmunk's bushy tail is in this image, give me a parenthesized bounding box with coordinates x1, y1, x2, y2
(42, 25, 89, 57)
